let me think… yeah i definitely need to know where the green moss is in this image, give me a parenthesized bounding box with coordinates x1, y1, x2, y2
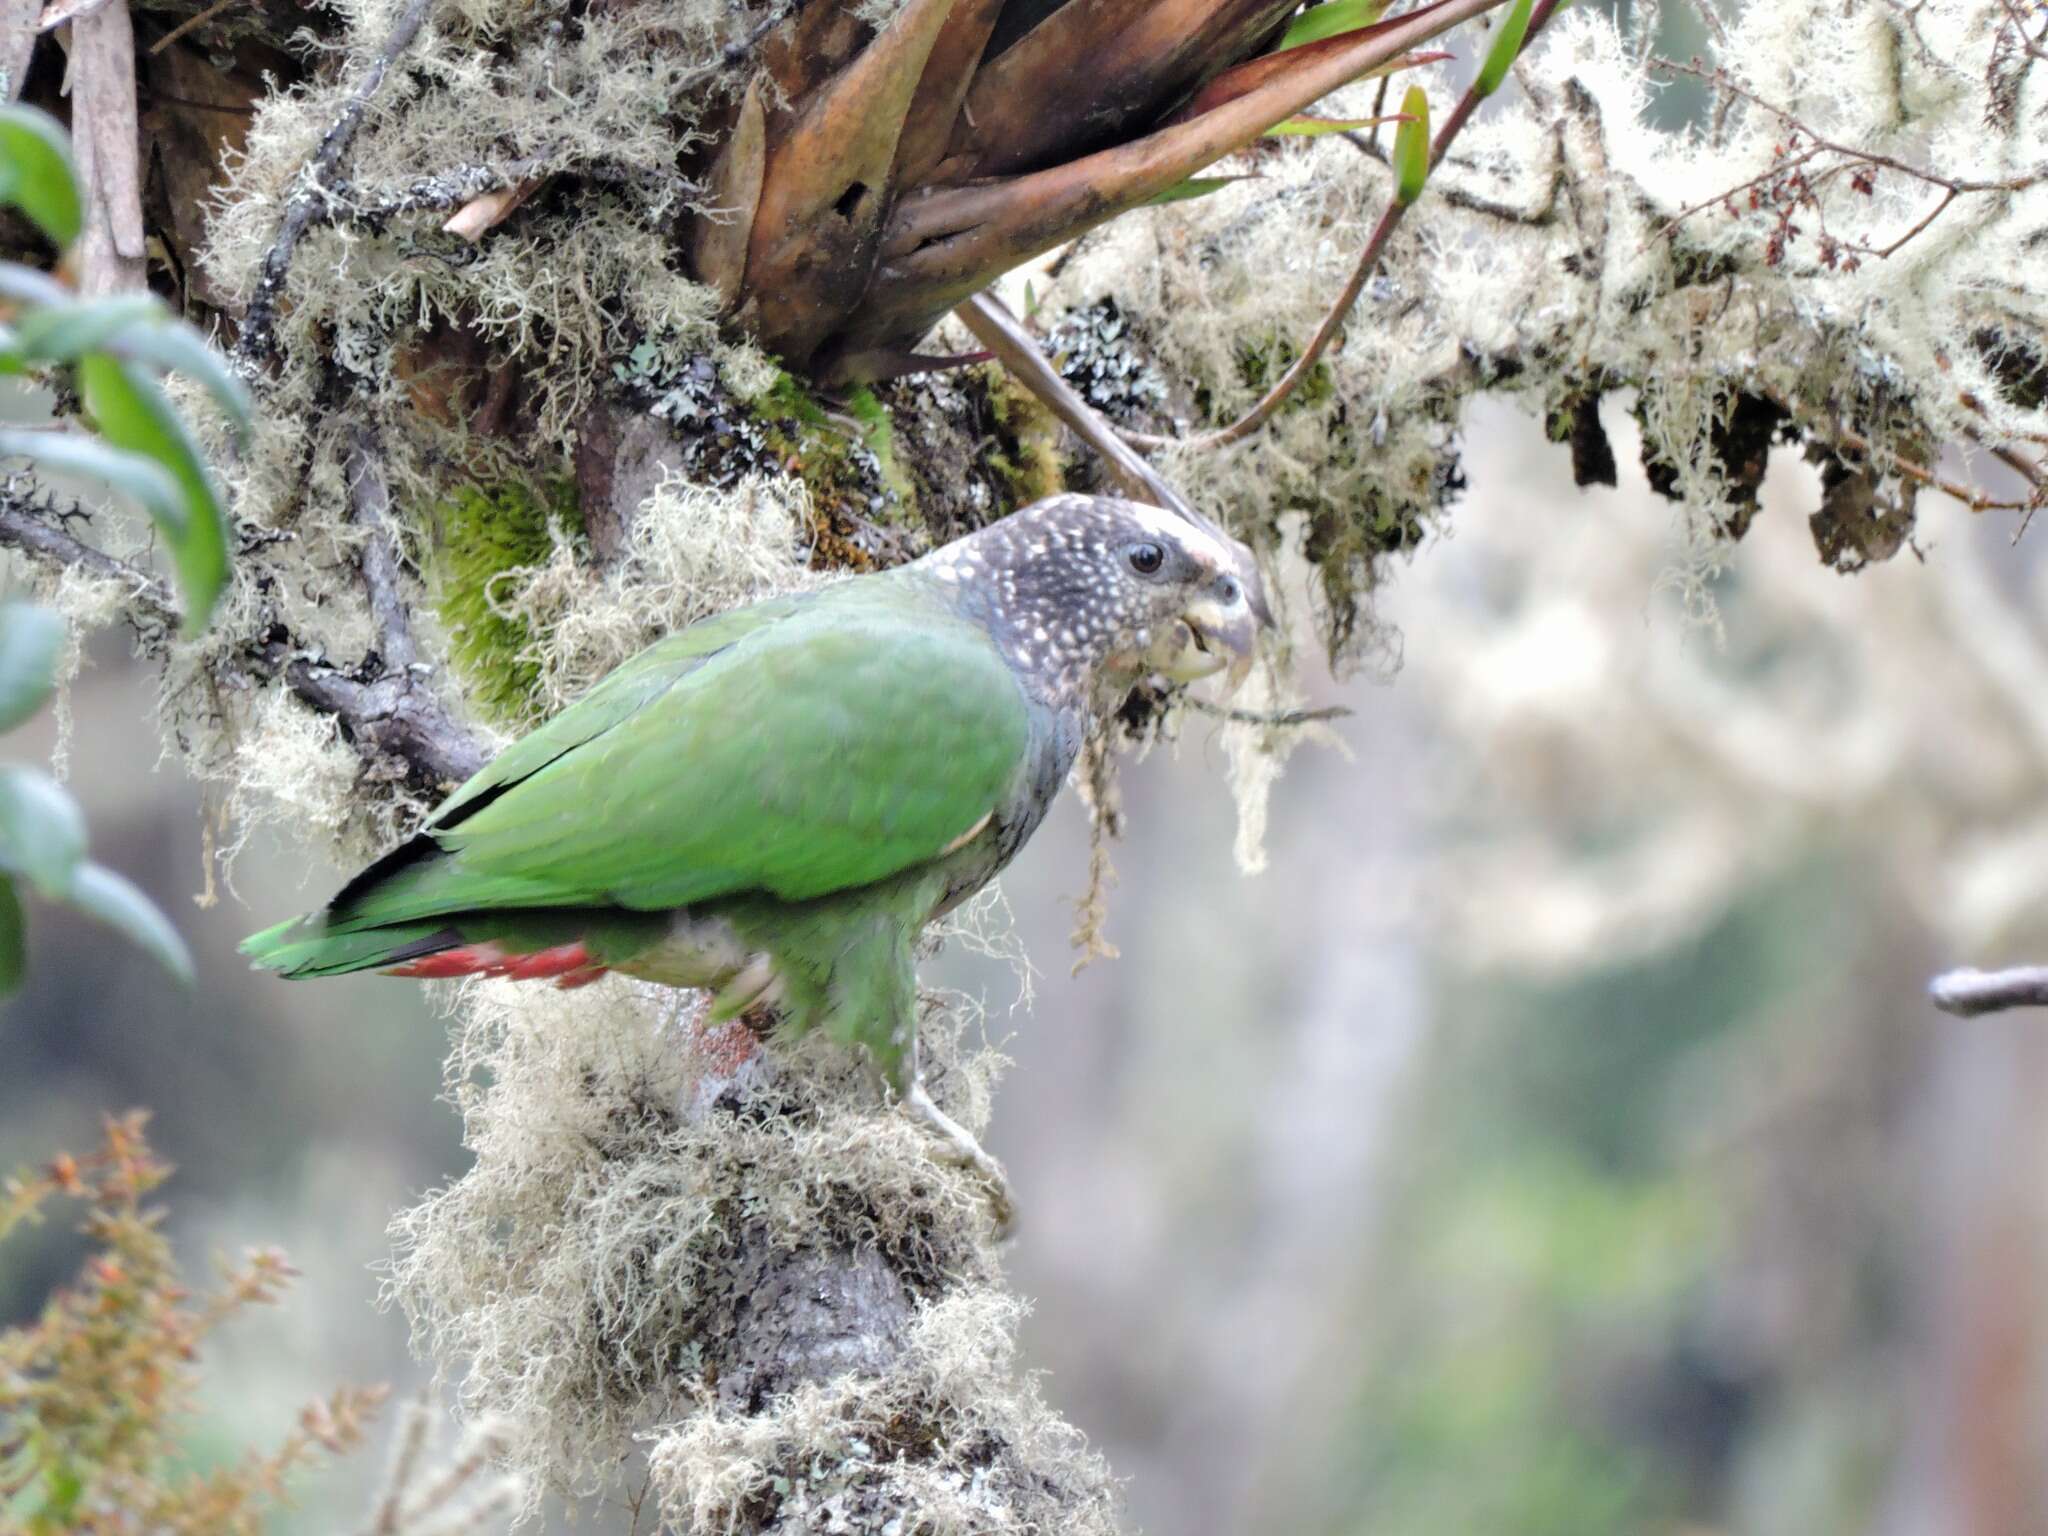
(751, 372, 917, 567)
(841, 385, 914, 506)
(1193, 334, 1336, 424)
(979, 366, 1065, 509)
(433, 478, 578, 721)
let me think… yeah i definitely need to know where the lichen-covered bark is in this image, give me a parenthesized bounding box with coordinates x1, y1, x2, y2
(387, 982, 1118, 1531)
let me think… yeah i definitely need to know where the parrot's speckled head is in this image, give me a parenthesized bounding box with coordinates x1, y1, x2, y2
(916, 494, 1264, 703)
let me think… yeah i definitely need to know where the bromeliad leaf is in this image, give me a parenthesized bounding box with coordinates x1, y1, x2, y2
(0, 428, 189, 538)
(0, 604, 63, 734)
(0, 764, 86, 898)
(0, 104, 82, 249)
(1146, 175, 1257, 206)
(1474, 0, 1535, 97)
(77, 355, 228, 634)
(1275, 0, 1389, 52)
(67, 861, 194, 985)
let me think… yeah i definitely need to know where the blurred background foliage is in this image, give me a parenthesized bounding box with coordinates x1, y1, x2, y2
(11, 390, 2037, 1535)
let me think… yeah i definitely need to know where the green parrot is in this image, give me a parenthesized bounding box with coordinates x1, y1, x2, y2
(242, 493, 1263, 1215)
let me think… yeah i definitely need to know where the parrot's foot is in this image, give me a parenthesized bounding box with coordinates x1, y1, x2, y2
(902, 1077, 1014, 1237)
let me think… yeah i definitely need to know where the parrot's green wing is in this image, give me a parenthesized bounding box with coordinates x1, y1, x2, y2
(324, 583, 1030, 929)
(427, 595, 809, 831)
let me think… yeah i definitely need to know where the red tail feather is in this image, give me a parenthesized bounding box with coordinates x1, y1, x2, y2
(384, 940, 608, 989)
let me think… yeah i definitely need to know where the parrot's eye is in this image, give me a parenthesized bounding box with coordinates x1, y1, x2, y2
(1127, 542, 1165, 576)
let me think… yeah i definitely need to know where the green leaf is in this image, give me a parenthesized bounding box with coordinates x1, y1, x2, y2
(0, 428, 189, 537)
(0, 105, 81, 249)
(0, 604, 63, 734)
(1393, 84, 1432, 204)
(0, 765, 86, 898)
(0, 262, 74, 310)
(1265, 114, 1395, 137)
(108, 321, 253, 438)
(66, 861, 193, 984)
(1275, 0, 1388, 51)
(77, 355, 227, 635)
(1146, 175, 1256, 206)
(12, 294, 163, 365)
(1475, 0, 1536, 98)
(0, 874, 23, 994)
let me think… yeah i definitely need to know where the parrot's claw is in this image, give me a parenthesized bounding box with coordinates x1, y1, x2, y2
(902, 1076, 1015, 1237)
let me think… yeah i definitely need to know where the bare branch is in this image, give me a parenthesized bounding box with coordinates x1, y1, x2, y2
(1182, 696, 1353, 728)
(342, 427, 417, 670)
(1646, 55, 2045, 263)
(232, 0, 440, 367)
(280, 428, 490, 788)
(1930, 966, 2048, 1017)
(0, 475, 179, 629)
(145, 0, 244, 54)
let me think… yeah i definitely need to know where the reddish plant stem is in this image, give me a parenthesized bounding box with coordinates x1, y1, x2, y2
(1124, 0, 1562, 453)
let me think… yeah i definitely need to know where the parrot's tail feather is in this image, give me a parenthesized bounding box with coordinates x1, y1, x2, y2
(239, 916, 465, 978)
(383, 940, 608, 989)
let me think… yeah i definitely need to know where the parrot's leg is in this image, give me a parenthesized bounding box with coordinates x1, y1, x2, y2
(902, 1033, 1014, 1236)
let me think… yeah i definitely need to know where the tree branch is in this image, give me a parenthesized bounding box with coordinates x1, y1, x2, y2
(231, 0, 440, 367)
(1930, 966, 2048, 1017)
(0, 452, 488, 791)
(280, 428, 489, 788)
(953, 290, 1197, 517)
(0, 473, 180, 630)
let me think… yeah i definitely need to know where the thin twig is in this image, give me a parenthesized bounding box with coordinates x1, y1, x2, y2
(1647, 54, 2044, 260)
(146, 0, 243, 54)
(1929, 966, 2048, 1017)
(0, 479, 179, 629)
(1125, 0, 1565, 453)
(1650, 56, 2043, 196)
(232, 0, 440, 367)
(343, 426, 416, 668)
(1759, 388, 2037, 515)
(953, 291, 1199, 520)
(1997, 0, 2048, 62)
(1182, 696, 1352, 728)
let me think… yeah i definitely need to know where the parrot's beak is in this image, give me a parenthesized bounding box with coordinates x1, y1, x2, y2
(1148, 578, 1260, 691)
(1180, 600, 1259, 693)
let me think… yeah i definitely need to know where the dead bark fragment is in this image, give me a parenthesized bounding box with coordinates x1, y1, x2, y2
(948, 0, 1300, 180)
(745, 0, 962, 364)
(67, 0, 146, 294)
(689, 74, 766, 305)
(1, 0, 38, 98)
(441, 174, 544, 240)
